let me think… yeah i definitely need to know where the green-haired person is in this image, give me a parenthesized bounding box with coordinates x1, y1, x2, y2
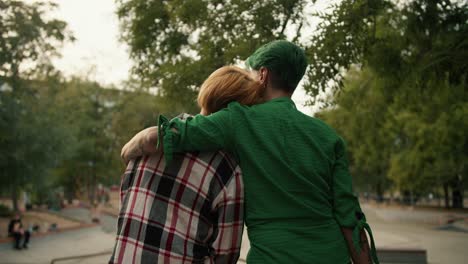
(122, 40, 379, 264)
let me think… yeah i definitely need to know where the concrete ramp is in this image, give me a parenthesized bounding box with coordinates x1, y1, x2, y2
(377, 248, 427, 264)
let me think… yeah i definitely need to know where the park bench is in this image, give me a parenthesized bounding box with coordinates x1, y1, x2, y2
(377, 248, 427, 264)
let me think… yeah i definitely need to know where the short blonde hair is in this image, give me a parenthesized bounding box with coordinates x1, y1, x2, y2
(197, 66, 263, 115)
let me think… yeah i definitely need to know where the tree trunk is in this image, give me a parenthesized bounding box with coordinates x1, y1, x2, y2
(11, 184, 19, 212)
(437, 190, 441, 207)
(450, 176, 464, 209)
(452, 189, 463, 208)
(66, 190, 73, 204)
(402, 190, 411, 205)
(443, 183, 450, 208)
(410, 190, 415, 206)
(89, 162, 97, 205)
(376, 183, 383, 203)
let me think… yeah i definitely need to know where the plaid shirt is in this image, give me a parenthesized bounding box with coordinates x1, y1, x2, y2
(109, 150, 244, 264)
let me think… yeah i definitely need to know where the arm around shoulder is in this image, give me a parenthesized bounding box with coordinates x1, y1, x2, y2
(159, 108, 235, 164)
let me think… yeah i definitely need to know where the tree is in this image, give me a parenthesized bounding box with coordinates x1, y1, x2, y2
(49, 77, 166, 203)
(116, 0, 311, 112)
(384, 74, 467, 207)
(0, 0, 73, 210)
(304, 0, 389, 104)
(0, 0, 73, 81)
(314, 0, 467, 207)
(1, 1, 177, 209)
(317, 68, 392, 199)
(304, 0, 467, 101)
(0, 76, 74, 209)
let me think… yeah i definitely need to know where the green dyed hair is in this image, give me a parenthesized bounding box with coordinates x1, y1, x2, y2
(246, 40, 308, 92)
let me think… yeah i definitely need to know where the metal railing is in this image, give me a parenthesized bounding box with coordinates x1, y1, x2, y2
(50, 251, 112, 264)
(50, 252, 246, 264)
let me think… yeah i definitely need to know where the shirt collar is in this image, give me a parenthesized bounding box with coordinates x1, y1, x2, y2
(268, 97, 296, 108)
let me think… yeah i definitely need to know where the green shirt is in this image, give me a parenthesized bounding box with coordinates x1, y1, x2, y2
(159, 97, 378, 263)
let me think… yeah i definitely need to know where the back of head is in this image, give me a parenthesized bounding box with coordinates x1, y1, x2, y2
(197, 66, 263, 115)
(246, 40, 308, 93)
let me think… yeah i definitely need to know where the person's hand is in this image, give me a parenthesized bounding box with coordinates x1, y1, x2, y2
(121, 126, 159, 164)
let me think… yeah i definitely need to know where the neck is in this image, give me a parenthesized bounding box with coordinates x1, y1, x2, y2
(264, 87, 292, 101)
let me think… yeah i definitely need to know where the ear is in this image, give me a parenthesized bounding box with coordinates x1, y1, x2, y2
(258, 67, 269, 85)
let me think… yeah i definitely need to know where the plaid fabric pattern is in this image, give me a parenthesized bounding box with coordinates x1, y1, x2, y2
(109, 150, 244, 264)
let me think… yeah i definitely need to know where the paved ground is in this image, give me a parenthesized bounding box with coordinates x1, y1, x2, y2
(0, 211, 81, 239)
(362, 204, 468, 264)
(0, 205, 467, 264)
(56, 208, 95, 224)
(0, 226, 115, 264)
(0, 208, 117, 264)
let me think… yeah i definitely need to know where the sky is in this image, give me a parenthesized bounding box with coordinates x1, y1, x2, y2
(30, 0, 336, 114)
(48, 0, 131, 86)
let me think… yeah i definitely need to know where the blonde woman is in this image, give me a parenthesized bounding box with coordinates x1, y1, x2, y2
(110, 66, 262, 264)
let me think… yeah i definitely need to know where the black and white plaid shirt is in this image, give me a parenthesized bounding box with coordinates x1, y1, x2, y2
(109, 149, 244, 264)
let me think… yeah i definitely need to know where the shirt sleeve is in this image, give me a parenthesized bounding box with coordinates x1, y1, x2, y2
(332, 137, 363, 227)
(109, 158, 141, 264)
(158, 106, 234, 164)
(210, 166, 244, 264)
(332, 137, 379, 263)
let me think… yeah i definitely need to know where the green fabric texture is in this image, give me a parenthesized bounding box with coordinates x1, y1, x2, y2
(158, 97, 379, 263)
(245, 40, 308, 89)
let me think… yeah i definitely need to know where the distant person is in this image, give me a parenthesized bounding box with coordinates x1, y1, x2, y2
(90, 202, 102, 224)
(122, 41, 379, 263)
(8, 213, 31, 250)
(110, 66, 263, 263)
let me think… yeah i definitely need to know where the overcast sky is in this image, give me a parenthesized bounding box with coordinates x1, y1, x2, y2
(48, 0, 131, 86)
(30, 0, 336, 114)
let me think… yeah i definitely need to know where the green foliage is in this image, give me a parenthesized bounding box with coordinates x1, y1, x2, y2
(0, 0, 74, 79)
(384, 74, 467, 192)
(50, 78, 165, 201)
(305, 0, 467, 104)
(305, 0, 388, 103)
(1, 0, 465, 209)
(0, 0, 75, 209)
(0, 1, 165, 207)
(317, 68, 392, 196)
(0, 0, 167, 207)
(316, 0, 467, 206)
(116, 0, 310, 112)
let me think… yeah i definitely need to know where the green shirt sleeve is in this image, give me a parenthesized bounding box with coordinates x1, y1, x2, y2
(332, 137, 379, 263)
(332, 137, 362, 227)
(158, 107, 234, 164)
